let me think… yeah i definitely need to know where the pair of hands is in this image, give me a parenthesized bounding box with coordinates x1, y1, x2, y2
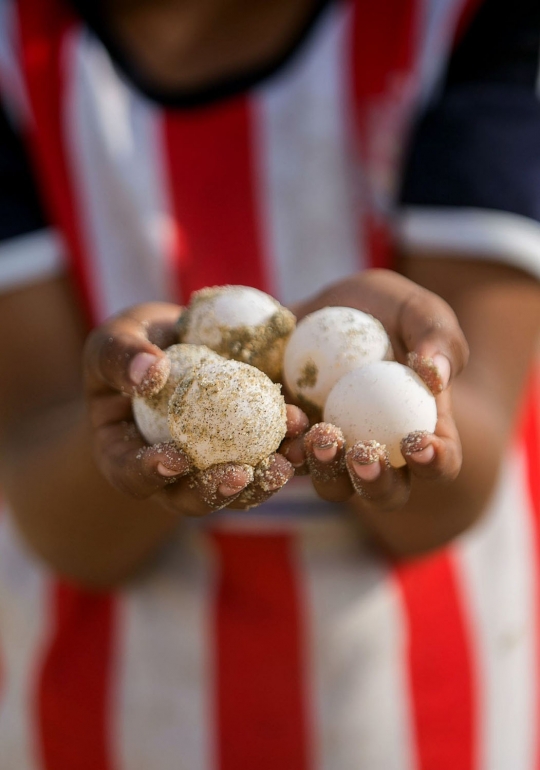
(84, 270, 468, 519)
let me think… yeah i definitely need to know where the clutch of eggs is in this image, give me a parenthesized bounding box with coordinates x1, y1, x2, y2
(283, 306, 393, 412)
(177, 285, 296, 381)
(324, 361, 437, 467)
(133, 289, 437, 474)
(132, 343, 287, 471)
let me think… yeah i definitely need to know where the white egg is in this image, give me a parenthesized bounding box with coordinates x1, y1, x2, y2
(177, 285, 296, 381)
(132, 344, 222, 444)
(168, 358, 287, 470)
(323, 361, 437, 467)
(283, 306, 392, 411)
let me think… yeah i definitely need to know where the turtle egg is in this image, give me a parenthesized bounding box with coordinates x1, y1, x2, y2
(323, 361, 437, 467)
(168, 358, 287, 471)
(132, 344, 222, 445)
(177, 285, 296, 381)
(283, 306, 392, 412)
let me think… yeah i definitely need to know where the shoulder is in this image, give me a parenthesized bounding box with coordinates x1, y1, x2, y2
(398, 0, 540, 280)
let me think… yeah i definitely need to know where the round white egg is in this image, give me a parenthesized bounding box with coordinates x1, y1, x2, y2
(177, 285, 296, 381)
(132, 344, 222, 445)
(323, 361, 437, 467)
(168, 358, 287, 470)
(283, 306, 392, 411)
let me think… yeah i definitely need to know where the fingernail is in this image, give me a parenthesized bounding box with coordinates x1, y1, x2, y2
(348, 440, 384, 481)
(401, 430, 429, 456)
(433, 355, 451, 390)
(157, 462, 182, 477)
(411, 444, 435, 464)
(219, 483, 246, 497)
(313, 442, 338, 463)
(130, 353, 170, 396)
(215, 464, 253, 497)
(130, 352, 160, 385)
(408, 352, 450, 394)
(194, 464, 252, 510)
(348, 440, 382, 465)
(255, 456, 293, 492)
(352, 461, 381, 482)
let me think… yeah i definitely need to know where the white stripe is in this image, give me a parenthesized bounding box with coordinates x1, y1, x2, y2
(113, 526, 214, 770)
(299, 516, 415, 770)
(399, 207, 540, 279)
(456, 448, 537, 770)
(0, 230, 65, 293)
(65, 29, 176, 322)
(254, 1, 361, 307)
(0, 509, 51, 770)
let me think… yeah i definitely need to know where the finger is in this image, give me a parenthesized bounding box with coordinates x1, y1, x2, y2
(293, 271, 468, 391)
(191, 463, 255, 511)
(368, 271, 469, 382)
(162, 463, 254, 515)
(401, 391, 462, 482)
(280, 435, 310, 475)
(346, 441, 410, 511)
(228, 454, 294, 509)
(396, 286, 469, 391)
(279, 405, 310, 475)
(304, 423, 354, 502)
(93, 418, 191, 499)
(84, 302, 183, 398)
(407, 352, 452, 396)
(285, 404, 310, 439)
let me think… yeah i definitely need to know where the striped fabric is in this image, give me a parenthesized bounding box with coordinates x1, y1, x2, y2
(0, 0, 539, 768)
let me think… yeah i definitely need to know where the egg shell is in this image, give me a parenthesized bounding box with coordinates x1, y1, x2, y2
(177, 285, 296, 381)
(283, 306, 392, 411)
(168, 358, 287, 470)
(132, 344, 223, 444)
(323, 361, 437, 467)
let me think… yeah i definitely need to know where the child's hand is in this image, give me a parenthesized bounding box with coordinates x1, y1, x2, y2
(280, 269, 469, 511)
(84, 303, 307, 516)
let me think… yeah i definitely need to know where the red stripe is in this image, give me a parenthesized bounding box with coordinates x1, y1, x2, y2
(17, 0, 96, 325)
(452, 0, 486, 47)
(351, 0, 418, 110)
(36, 582, 116, 770)
(211, 532, 310, 770)
(349, 0, 419, 271)
(17, 8, 115, 765)
(519, 369, 540, 770)
(522, 370, 540, 527)
(164, 97, 271, 303)
(394, 551, 475, 770)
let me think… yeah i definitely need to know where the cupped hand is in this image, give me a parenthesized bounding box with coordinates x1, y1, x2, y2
(84, 303, 306, 516)
(282, 269, 469, 510)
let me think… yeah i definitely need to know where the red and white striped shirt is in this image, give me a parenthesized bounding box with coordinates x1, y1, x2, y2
(0, 0, 539, 768)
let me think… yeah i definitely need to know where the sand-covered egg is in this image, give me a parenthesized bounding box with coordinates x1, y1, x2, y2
(323, 361, 437, 467)
(168, 358, 287, 470)
(283, 306, 392, 412)
(177, 285, 296, 381)
(132, 344, 222, 444)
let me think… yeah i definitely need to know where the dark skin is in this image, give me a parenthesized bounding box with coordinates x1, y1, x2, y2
(0, 0, 539, 586)
(0, 258, 538, 587)
(104, 0, 318, 93)
(291, 260, 540, 555)
(83, 268, 467, 516)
